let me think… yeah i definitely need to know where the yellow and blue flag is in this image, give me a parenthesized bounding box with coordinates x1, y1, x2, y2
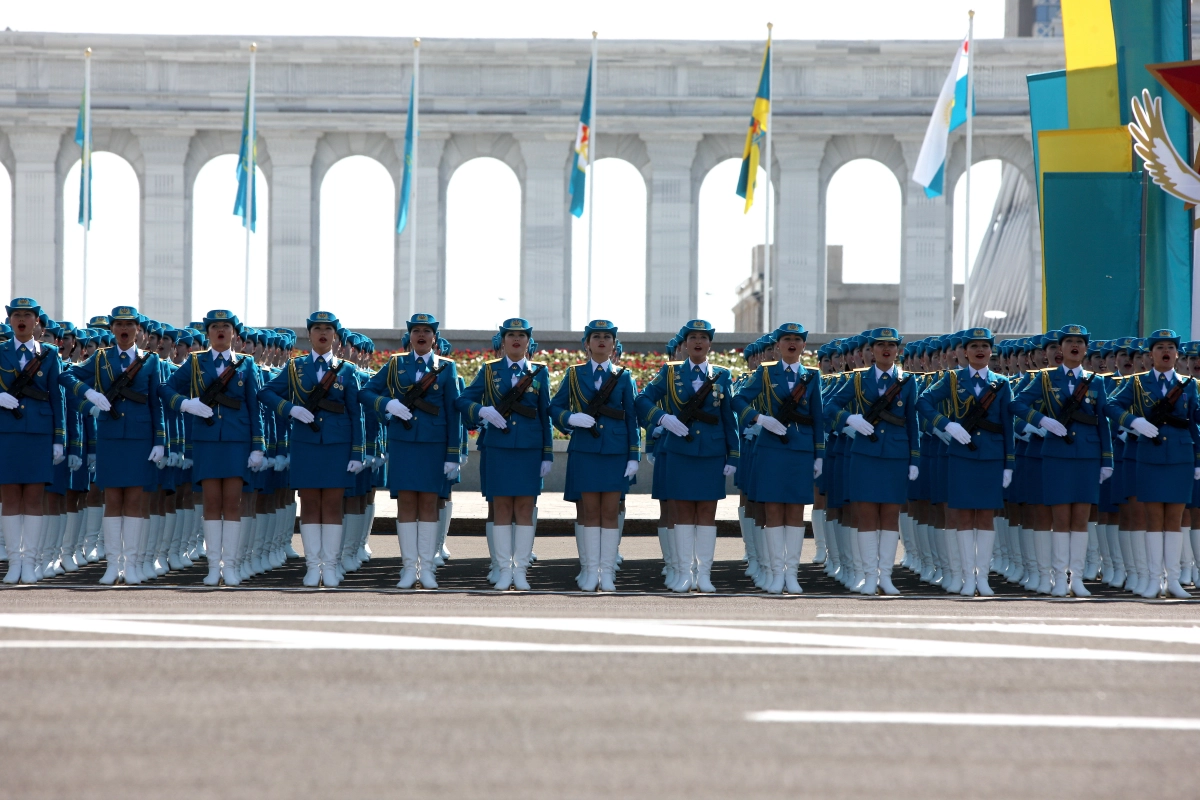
(912, 37, 972, 198)
(396, 75, 416, 235)
(569, 62, 593, 218)
(74, 91, 91, 228)
(736, 35, 771, 214)
(233, 80, 256, 232)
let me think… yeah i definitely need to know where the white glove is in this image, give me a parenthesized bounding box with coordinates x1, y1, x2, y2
(478, 406, 507, 429)
(444, 462, 460, 479)
(908, 465, 919, 481)
(943, 421, 973, 446)
(749, 423, 762, 438)
(247, 450, 264, 469)
(87, 454, 96, 470)
(1002, 468, 1013, 488)
(659, 414, 690, 437)
(181, 457, 193, 470)
(1118, 429, 1129, 442)
(156, 457, 167, 470)
(67, 454, 82, 472)
(624, 460, 639, 478)
(52, 444, 64, 465)
(933, 427, 952, 445)
(1025, 423, 1046, 438)
(1195, 467, 1200, 481)
(370, 455, 382, 472)
(843, 426, 857, 439)
(651, 426, 664, 439)
(1129, 417, 1159, 439)
(723, 464, 737, 477)
(148, 445, 165, 463)
(347, 460, 364, 474)
(757, 415, 787, 436)
(180, 398, 213, 419)
(846, 413, 875, 436)
(0, 392, 18, 410)
(1100, 466, 1113, 484)
(539, 460, 553, 478)
(1039, 416, 1068, 437)
(91, 405, 106, 418)
(84, 388, 112, 412)
(813, 458, 823, 479)
(289, 406, 315, 424)
(646, 452, 655, 466)
(275, 455, 288, 472)
(386, 399, 413, 421)
(568, 412, 596, 429)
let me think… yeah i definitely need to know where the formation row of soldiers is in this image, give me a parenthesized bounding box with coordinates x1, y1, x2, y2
(1, 293, 1196, 597)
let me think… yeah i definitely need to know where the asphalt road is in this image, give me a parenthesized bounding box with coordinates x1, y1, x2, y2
(2, 550, 1198, 799)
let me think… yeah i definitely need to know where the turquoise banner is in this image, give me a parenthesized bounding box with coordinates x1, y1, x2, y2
(1026, 70, 1069, 211)
(1042, 172, 1143, 338)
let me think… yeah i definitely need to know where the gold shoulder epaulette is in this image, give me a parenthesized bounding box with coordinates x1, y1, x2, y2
(667, 360, 684, 367)
(485, 357, 505, 365)
(760, 360, 779, 367)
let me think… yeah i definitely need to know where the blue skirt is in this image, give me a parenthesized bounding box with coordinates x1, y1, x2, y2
(47, 458, 70, 495)
(946, 456, 1004, 510)
(482, 447, 544, 499)
(1135, 461, 1193, 504)
(656, 452, 727, 502)
(839, 446, 854, 504)
(848, 453, 909, 505)
(1097, 474, 1119, 513)
(650, 444, 667, 501)
(566, 451, 628, 495)
(0, 432, 53, 485)
(739, 441, 757, 498)
(928, 450, 947, 505)
(1040, 456, 1099, 506)
(386, 440, 448, 495)
(1116, 455, 1138, 502)
(289, 440, 353, 489)
(95, 438, 158, 491)
(1022, 457, 1044, 506)
(749, 447, 814, 505)
(191, 440, 252, 484)
(826, 451, 843, 509)
(346, 463, 371, 498)
(1189, 470, 1200, 509)
(68, 460, 90, 493)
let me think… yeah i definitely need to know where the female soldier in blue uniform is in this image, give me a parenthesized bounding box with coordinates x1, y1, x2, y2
(259, 311, 364, 588)
(1107, 328, 1200, 598)
(635, 319, 739, 593)
(916, 328, 1014, 596)
(1011, 324, 1112, 597)
(457, 318, 550, 591)
(733, 322, 824, 595)
(549, 320, 640, 592)
(72, 306, 167, 585)
(827, 327, 919, 595)
(161, 310, 264, 586)
(363, 313, 461, 590)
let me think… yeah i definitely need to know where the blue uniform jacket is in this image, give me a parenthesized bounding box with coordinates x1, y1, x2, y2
(549, 363, 641, 459)
(732, 361, 825, 455)
(456, 358, 553, 461)
(1011, 367, 1112, 467)
(634, 361, 739, 467)
(916, 367, 1014, 464)
(0, 340, 67, 445)
(259, 355, 365, 456)
(160, 350, 264, 450)
(826, 367, 920, 465)
(72, 348, 167, 447)
(361, 352, 462, 463)
(1106, 372, 1200, 467)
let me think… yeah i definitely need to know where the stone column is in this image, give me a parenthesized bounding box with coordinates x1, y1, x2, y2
(773, 136, 829, 331)
(394, 132, 448, 325)
(135, 130, 193, 323)
(642, 135, 701, 332)
(515, 134, 572, 331)
(264, 133, 319, 326)
(897, 136, 953, 333)
(8, 129, 65, 316)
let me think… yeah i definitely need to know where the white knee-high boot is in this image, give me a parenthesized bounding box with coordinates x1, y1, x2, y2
(976, 526, 996, 596)
(2, 515, 23, 584)
(319, 522, 342, 588)
(783, 525, 805, 594)
(513, 524, 536, 591)
(672, 525, 695, 593)
(694, 525, 717, 593)
(222, 520, 243, 586)
(1164, 530, 1191, 598)
(300, 523, 322, 587)
(395, 521, 418, 589)
(1068, 529, 1090, 597)
(957, 529, 977, 597)
(1050, 530, 1069, 597)
(202, 519, 223, 585)
(98, 516, 122, 586)
(811, 508, 828, 564)
(1130, 530, 1149, 594)
(1141, 530, 1164, 598)
(877, 529, 900, 595)
(416, 520, 438, 589)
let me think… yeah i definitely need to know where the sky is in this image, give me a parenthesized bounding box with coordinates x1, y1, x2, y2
(4, 0, 1009, 331)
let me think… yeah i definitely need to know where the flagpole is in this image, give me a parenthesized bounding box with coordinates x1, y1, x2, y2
(962, 12, 974, 328)
(586, 31, 597, 322)
(762, 22, 773, 333)
(245, 42, 256, 322)
(408, 38, 420, 318)
(82, 47, 91, 321)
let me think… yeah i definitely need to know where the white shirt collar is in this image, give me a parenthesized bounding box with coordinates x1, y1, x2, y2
(411, 350, 433, 364)
(210, 347, 232, 362)
(781, 359, 801, 372)
(311, 349, 333, 363)
(687, 360, 709, 374)
(505, 357, 527, 371)
(119, 344, 138, 360)
(1153, 368, 1176, 382)
(874, 365, 895, 381)
(969, 366, 988, 380)
(1063, 364, 1082, 378)
(589, 359, 610, 372)
(14, 338, 38, 353)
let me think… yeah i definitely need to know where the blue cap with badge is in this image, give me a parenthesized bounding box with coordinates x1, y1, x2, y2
(6, 297, 42, 318)
(1145, 328, 1181, 348)
(306, 310, 339, 331)
(203, 309, 243, 336)
(964, 327, 994, 345)
(771, 322, 808, 342)
(582, 319, 617, 342)
(499, 317, 533, 335)
(406, 313, 439, 334)
(1058, 323, 1090, 344)
(680, 319, 715, 340)
(867, 327, 903, 345)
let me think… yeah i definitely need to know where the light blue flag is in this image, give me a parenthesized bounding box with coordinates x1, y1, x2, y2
(569, 62, 593, 218)
(74, 91, 91, 228)
(396, 76, 416, 235)
(234, 80, 256, 232)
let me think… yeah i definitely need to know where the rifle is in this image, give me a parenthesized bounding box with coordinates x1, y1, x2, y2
(862, 373, 909, 443)
(774, 369, 816, 445)
(1051, 372, 1096, 445)
(582, 367, 627, 439)
(1144, 376, 1190, 447)
(495, 370, 537, 434)
(102, 350, 152, 420)
(957, 377, 1004, 452)
(399, 360, 449, 431)
(300, 362, 344, 433)
(3, 348, 50, 420)
(676, 373, 718, 443)
(197, 355, 244, 427)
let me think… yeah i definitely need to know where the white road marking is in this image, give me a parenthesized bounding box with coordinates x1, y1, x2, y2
(747, 711, 1200, 730)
